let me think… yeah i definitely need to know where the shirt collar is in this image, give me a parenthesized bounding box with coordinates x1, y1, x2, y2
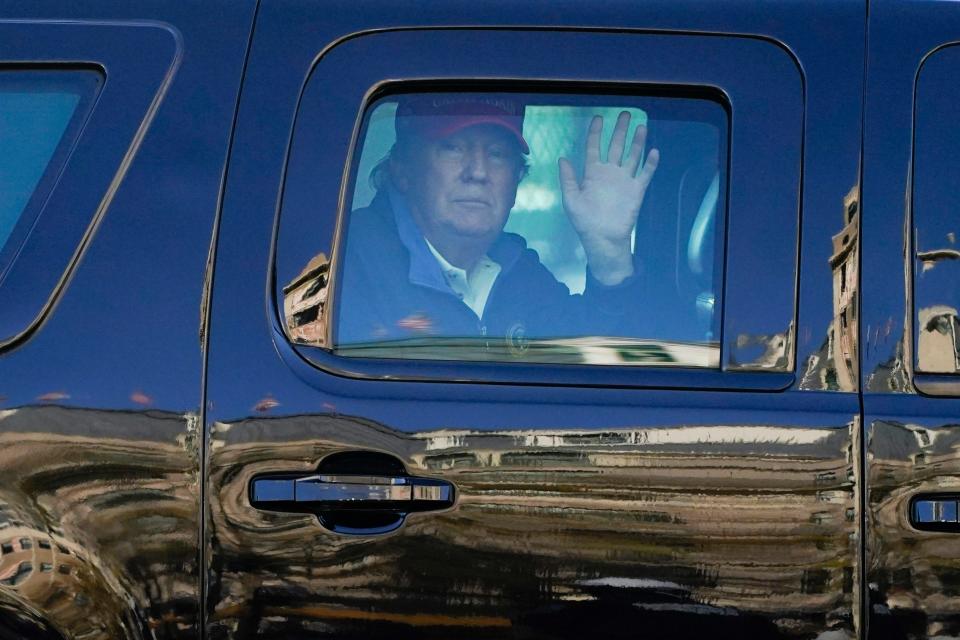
(424, 237, 469, 281)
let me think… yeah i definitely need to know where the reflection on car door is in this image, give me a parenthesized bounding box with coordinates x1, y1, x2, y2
(862, 1, 960, 638)
(205, 1, 866, 638)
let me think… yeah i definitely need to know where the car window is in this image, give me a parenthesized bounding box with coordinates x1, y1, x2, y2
(284, 90, 728, 367)
(0, 70, 100, 278)
(913, 46, 960, 375)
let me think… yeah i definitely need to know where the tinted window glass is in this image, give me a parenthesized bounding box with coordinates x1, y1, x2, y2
(285, 90, 728, 367)
(914, 48, 960, 374)
(0, 70, 99, 274)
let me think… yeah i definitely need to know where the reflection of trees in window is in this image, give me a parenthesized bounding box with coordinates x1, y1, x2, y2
(507, 106, 649, 294)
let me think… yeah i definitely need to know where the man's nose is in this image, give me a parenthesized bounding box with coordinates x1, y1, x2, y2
(461, 147, 490, 181)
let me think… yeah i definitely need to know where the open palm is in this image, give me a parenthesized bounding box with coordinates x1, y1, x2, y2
(559, 111, 659, 284)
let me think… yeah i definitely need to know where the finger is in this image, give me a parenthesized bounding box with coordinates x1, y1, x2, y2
(585, 115, 602, 165)
(637, 148, 660, 188)
(625, 124, 648, 175)
(608, 111, 630, 166)
(558, 157, 579, 198)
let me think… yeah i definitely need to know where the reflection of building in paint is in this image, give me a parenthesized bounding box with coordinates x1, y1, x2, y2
(802, 186, 859, 390)
(918, 304, 960, 373)
(0, 518, 109, 638)
(283, 252, 329, 346)
(829, 186, 859, 389)
(209, 413, 857, 638)
(0, 405, 201, 639)
(918, 247, 960, 271)
(869, 419, 960, 638)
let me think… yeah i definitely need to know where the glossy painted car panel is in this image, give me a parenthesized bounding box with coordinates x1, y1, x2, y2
(0, 2, 256, 638)
(206, 0, 865, 637)
(0, 0, 909, 638)
(210, 407, 858, 638)
(862, 1, 960, 638)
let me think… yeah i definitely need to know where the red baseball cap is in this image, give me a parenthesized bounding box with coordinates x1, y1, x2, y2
(395, 94, 529, 155)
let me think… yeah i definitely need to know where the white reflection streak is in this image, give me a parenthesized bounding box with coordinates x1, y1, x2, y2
(514, 183, 558, 212)
(578, 577, 683, 589)
(417, 425, 835, 451)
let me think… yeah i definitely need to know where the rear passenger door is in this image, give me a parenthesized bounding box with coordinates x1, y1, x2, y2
(207, 2, 866, 638)
(0, 4, 255, 639)
(862, 1, 960, 638)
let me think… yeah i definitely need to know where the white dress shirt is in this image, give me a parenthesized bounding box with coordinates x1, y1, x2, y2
(425, 239, 502, 319)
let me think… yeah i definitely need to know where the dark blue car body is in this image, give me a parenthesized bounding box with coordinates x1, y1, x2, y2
(1, 1, 959, 638)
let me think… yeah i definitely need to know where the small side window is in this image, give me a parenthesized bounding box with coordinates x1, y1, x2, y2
(0, 70, 100, 280)
(913, 46, 960, 377)
(286, 90, 728, 368)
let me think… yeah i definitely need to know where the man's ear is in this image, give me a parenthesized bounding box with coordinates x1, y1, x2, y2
(516, 156, 530, 183)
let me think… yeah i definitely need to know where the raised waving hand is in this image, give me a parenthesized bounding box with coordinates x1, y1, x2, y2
(559, 111, 660, 285)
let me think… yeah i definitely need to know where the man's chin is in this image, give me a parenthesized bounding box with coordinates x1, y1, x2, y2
(446, 223, 501, 240)
(441, 212, 504, 237)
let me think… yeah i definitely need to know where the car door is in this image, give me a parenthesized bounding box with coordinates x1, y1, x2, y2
(862, 1, 960, 638)
(0, 3, 255, 639)
(206, 1, 866, 638)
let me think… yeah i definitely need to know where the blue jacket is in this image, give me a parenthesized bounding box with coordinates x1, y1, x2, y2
(335, 190, 648, 348)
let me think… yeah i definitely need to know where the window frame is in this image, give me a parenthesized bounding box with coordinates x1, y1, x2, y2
(910, 43, 960, 396)
(908, 43, 960, 397)
(332, 86, 729, 362)
(273, 28, 803, 390)
(0, 68, 102, 281)
(0, 21, 180, 350)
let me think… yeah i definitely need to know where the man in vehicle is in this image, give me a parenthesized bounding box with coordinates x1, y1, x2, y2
(336, 94, 660, 347)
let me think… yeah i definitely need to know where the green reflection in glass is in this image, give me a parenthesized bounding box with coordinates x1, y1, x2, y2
(351, 101, 397, 211)
(507, 106, 648, 293)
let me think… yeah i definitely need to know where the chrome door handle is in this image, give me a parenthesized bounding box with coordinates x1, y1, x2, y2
(251, 473, 454, 508)
(911, 494, 960, 531)
(249, 456, 456, 535)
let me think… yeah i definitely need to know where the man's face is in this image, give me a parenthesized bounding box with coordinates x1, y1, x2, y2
(398, 124, 523, 249)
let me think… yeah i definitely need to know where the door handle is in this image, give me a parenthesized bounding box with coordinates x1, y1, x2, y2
(911, 494, 960, 531)
(249, 452, 455, 535)
(251, 474, 454, 509)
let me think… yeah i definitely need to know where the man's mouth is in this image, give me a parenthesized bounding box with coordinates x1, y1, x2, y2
(452, 197, 490, 207)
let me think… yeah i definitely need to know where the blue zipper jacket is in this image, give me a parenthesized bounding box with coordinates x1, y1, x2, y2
(335, 190, 648, 349)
